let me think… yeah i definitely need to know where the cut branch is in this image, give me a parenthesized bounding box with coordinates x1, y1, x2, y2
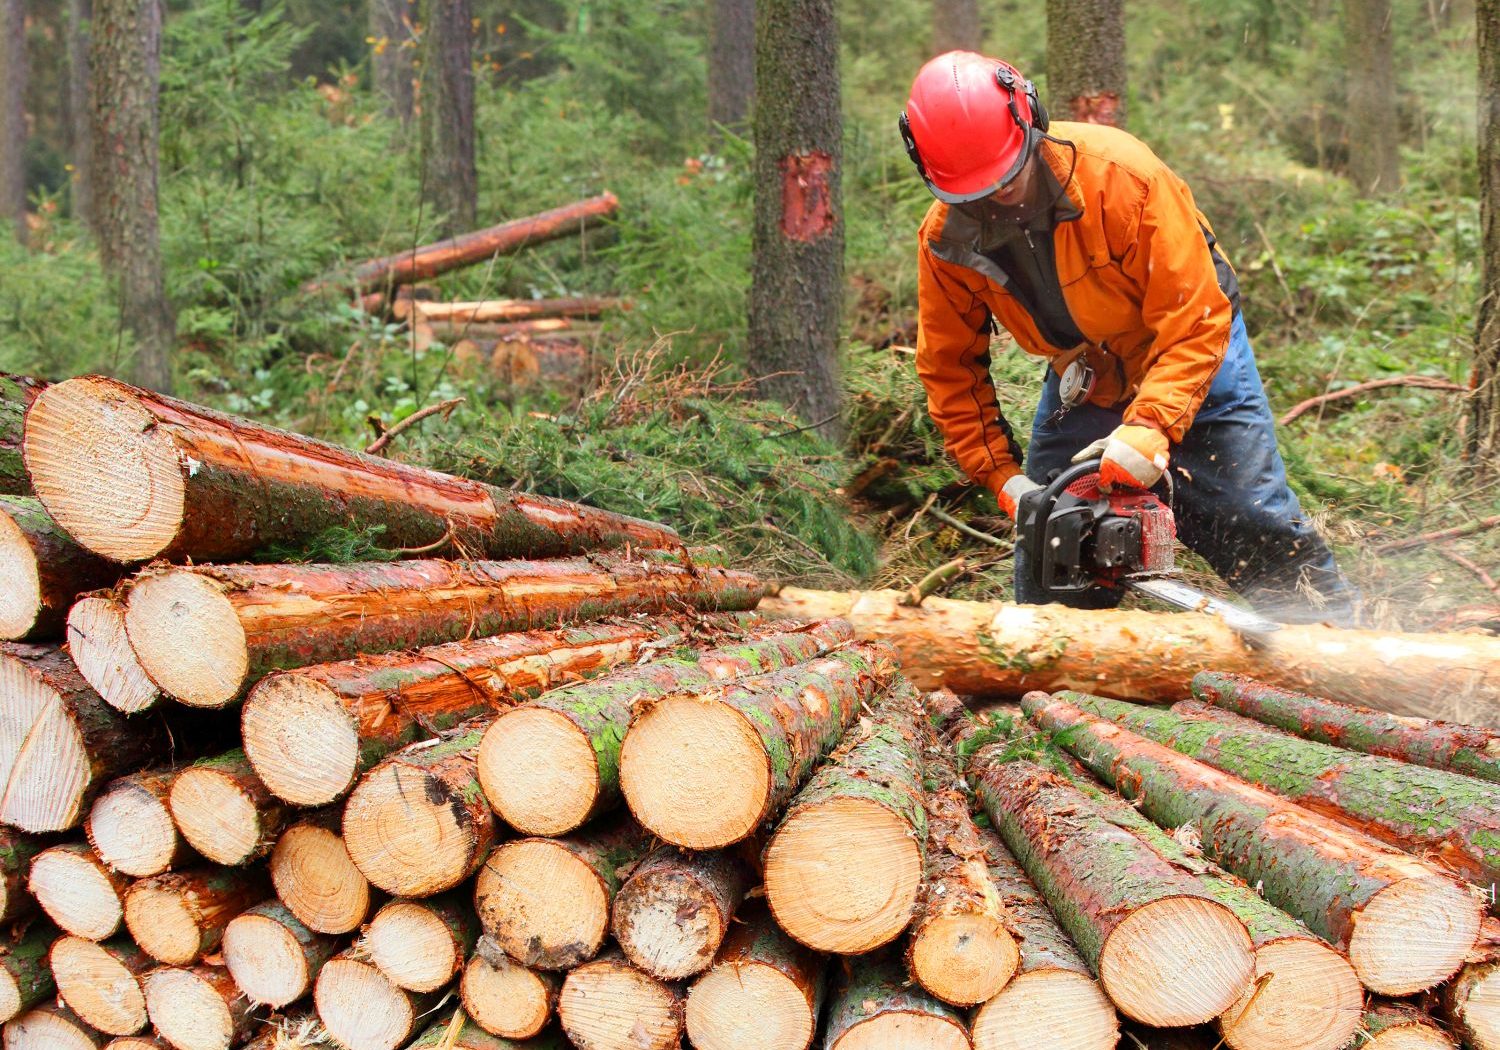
(1278, 375, 1468, 425)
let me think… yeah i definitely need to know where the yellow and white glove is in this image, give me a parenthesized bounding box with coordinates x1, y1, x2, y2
(997, 474, 1042, 521)
(1072, 424, 1169, 492)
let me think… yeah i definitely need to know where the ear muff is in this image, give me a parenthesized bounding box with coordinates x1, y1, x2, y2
(1025, 80, 1049, 133)
(898, 111, 928, 178)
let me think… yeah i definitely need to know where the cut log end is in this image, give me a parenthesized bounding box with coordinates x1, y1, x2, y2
(620, 695, 769, 849)
(1348, 874, 1483, 995)
(87, 778, 180, 878)
(460, 950, 556, 1039)
(270, 821, 371, 935)
(67, 598, 161, 714)
(23, 377, 186, 562)
(50, 937, 147, 1036)
(124, 572, 247, 707)
(242, 676, 360, 806)
(828, 1012, 970, 1050)
(363, 901, 462, 993)
(1219, 937, 1362, 1050)
(475, 839, 608, 970)
(28, 846, 123, 940)
(559, 956, 682, 1050)
(684, 962, 817, 1050)
(969, 969, 1119, 1050)
(221, 912, 312, 1008)
(142, 968, 244, 1050)
(0, 509, 42, 639)
(764, 796, 924, 954)
(1366, 1023, 1457, 1050)
(169, 765, 272, 866)
(1450, 961, 1500, 1050)
(3, 1005, 103, 1050)
(122, 885, 204, 965)
(1097, 895, 1255, 1027)
(342, 762, 483, 897)
(313, 956, 420, 1050)
(478, 707, 600, 836)
(0, 651, 93, 832)
(909, 911, 1020, 1007)
(613, 866, 734, 980)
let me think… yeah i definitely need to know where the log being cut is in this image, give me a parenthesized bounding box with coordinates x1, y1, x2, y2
(23, 373, 680, 565)
(122, 549, 762, 708)
(1025, 693, 1483, 994)
(761, 587, 1500, 724)
(0, 497, 116, 641)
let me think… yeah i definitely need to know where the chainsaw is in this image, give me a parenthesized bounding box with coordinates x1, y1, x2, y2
(1014, 459, 1281, 642)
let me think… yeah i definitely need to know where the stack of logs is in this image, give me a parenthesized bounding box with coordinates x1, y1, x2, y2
(2, 371, 1499, 1050)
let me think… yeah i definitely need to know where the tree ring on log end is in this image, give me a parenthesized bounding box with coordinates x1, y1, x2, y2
(125, 571, 248, 707)
(29, 847, 123, 940)
(222, 912, 310, 1007)
(1218, 936, 1361, 1050)
(0, 508, 41, 638)
(684, 961, 816, 1050)
(364, 901, 461, 993)
(830, 1011, 970, 1050)
(618, 695, 770, 849)
(479, 707, 600, 836)
(270, 822, 371, 935)
(1097, 895, 1254, 1026)
(763, 796, 923, 954)
(969, 969, 1119, 1050)
(614, 866, 728, 980)
(23, 377, 187, 562)
(1365, 1023, 1459, 1049)
(314, 956, 418, 1050)
(68, 597, 161, 714)
(169, 766, 264, 866)
(460, 950, 554, 1039)
(243, 675, 360, 806)
(910, 911, 1020, 1007)
(50, 936, 148, 1035)
(1347, 874, 1483, 995)
(474, 839, 609, 970)
(4, 1006, 102, 1050)
(559, 959, 680, 1050)
(144, 968, 237, 1050)
(88, 777, 180, 877)
(123, 883, 203, 965)
(0, 651, 91, 831)
(342, 762, 480, 897)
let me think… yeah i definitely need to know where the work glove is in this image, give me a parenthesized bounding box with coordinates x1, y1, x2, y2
(1072, 424, 1169, 492)
(997, 474, 1042, 521)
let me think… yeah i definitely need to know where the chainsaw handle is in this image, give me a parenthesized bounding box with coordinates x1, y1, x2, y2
(1040, 458, 1105, 501)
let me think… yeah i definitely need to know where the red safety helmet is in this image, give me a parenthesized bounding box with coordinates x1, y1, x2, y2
(900, 51, 1049, 203)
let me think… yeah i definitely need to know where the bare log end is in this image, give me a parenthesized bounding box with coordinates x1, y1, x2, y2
(270, 821, 371, 936)
(221, 912, 313, 1008)
(313, 954, 422, 1050)
(50, 936, 148, 1036)
(474, 839, 609, 971)
(909, 912, 1020, 1007)
(1098, 895, 1254, 1027)
(242, 675, 362, 807)
(342, 761, 488, 897)
(969, 969, 1118, 1050)
(362, 900, 463, 993)
(87, 775, 181, 878)
(125, 571, 248, 707)
(613, 867, 733, 981)
(478, 706, 601, 836)
(68, 597, 162, 714)
(1219, 937, 1361, 1050)
(169, 765, 273, 867)
(1349, 873, 1484, 995)
(0, 506, 43, 639)
(3, 1004, 101, 1050)
(122, 882, 206, 966)
(831, 1011, 969, 1050)
(29, 845, 124, 940)
(559, 955, 683, 1050)
(143, 967, 247, 1050)
(0, 649, 96, 832)
(684, 962, 817, 1050)
(460, 946, 557, 1040)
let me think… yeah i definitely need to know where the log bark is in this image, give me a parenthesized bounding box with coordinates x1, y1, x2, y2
(906, 740, 1020, 1007)
(969, 827, 1120, 1050)
(474, 814, 652, 971)
(86, 767, 190, 878)
(0, 498, 117, 641)
(460, 936, 560, 1040)
(398, 296, 622, 325)
(0, 923, 57, 1024)
(168, 751, 288, 866)
(0, 643, 161, 831)
(0, 829, 43, 923)
(362, 893, 477, 993)
(683, 900, 824, 1050)
(2, 1003, 104, 1049)
(341, 718, 494, 897)
(1024, 693, 1483, 995)
(24, 373, 683, 565)
(558, 948, 683, 1050)
(408, 1013, 568, 1049)
(1068, 693, 1500, 900)
(0, 374, 45, 497)
(142, 964, 255, 1050)
(763, 677, 927, 955)
(823, 952, 970, 1050)
(243, 620, 660, 807)
(50, 935, 151, 1035)
(67, 595, 163, 715)
(1358, 1002, 1456, 1048)
(760, 587, 1500, 725)
(269, 809, 373, 935)
(301, 193, 619, 295)
(620, 641, 895, 849)
(610, 845, 750, 980)
(312, 950, 443, 1050)
(479, 619, 854, 836)
(123, 550, 760, 708)
(969, 750, 1255, 1025)
(1192, 671, 1500, 784)
(28, 842, 130, 941)
(222, 900, 339, 1008)
(121, 867, 270, 965)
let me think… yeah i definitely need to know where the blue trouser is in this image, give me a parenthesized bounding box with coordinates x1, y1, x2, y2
(1014, 313, 1358, 625)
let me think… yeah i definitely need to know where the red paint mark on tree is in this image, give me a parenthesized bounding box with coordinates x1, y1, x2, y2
(1068, 93, 1123, 127)
(779, 152, 836, 242)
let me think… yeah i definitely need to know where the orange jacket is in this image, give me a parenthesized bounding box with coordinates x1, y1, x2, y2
(915, 121, 1236, 497)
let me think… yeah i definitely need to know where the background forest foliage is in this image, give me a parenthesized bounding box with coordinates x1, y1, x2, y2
(0, 0, 1491, 624)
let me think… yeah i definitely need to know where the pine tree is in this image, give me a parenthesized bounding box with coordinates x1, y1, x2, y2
(1474, 0, 1500, 469)
(420, 0, 476, 235)
(1045, 0, 1126, 126)
(1344, 0, 1401, 195)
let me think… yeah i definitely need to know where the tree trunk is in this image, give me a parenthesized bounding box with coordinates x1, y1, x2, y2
(1046, 0, 1126, 125)
(1024, 692, 1483, 995)
(67, 0, 90, 223)
(748, 0, 843, 438)
(760, 587, 1500, 725)
(85, 767, 188, 877)
(3, 1003, 102, 1050)
(27, 842, 129, 941)
(24, 374, 683, 566)
(1, 0, 26, 243)
(460, 937, 560, 1040)
(1345, 0, 1401, 194)
(478, 619, 853, 836)
(243, 621, 661, 808)
(167, 750, 288, 867)
(121, 867, 270, 965)
(142, 965, 256, 1050)
(0, 373, 44, 497)
(89, 0, 174, 391)
(969, 826, 1120, 1050)
(268, 809, 372, 936)
(363, 894, 477, 993)
(931, 0, 982, 55)
(419, 0, 476, 236)
(1068, 692, 1500, 898)
(369, 0, 414, 125)
(823, 953, 970, 1050)
(1192, 671, 1500, 784)
(0, 923, 56, 1025)
(611, 846, 750, 981)
(558, 949, 684, 1050)
(1474, 0, 1500, 471)
(474, 815, 652, 971)
(682, 900, 823, 1050)
(221, 900, 338, 1009)
(0, 828, 44, 924)
(0, 497, 118, 642)
(49, 935, 150, 1036)
(312, 950, 444, 1050)
(619, 643, 894, 849)
(763, 678, 927, 955)
(708, 0, 754, 138)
